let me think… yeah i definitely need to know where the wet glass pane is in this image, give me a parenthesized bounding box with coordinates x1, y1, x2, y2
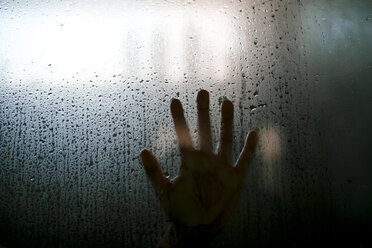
(0, 0, 371, 247)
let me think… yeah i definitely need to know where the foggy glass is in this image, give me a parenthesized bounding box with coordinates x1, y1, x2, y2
(0, 0, 371, 247)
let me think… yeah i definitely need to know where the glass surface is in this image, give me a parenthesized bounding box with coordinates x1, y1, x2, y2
(0, 0, 371, 247)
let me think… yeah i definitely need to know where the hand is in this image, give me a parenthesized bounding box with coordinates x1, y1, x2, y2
(140, 90, 258, 229)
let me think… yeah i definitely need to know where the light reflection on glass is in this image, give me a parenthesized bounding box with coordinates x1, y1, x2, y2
(0, 5, 239, 84)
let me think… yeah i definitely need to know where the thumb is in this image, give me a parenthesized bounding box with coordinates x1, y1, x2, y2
(140, 149, 171, 199)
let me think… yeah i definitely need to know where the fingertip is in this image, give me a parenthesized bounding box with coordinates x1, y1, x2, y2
(197, 89, 209, 99)
(246, 130, 259, 150)
(170, 98, 182, 113)
(140, 148, 149, 155)
(222, 99, 233, 109)
(140, 149, 157, 175)
(140, 149, 150, 160)
(235, 130, 259, 171)
(197, 89, 209, 108)
(248, 130, 259, 142)
(221, 100, 233, 119)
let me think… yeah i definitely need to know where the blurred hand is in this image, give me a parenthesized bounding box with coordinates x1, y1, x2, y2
(140, 90, 258, 228)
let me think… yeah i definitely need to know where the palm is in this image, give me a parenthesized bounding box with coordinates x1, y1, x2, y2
(140, 90, 258, 227)
(169, 150, 240, 227)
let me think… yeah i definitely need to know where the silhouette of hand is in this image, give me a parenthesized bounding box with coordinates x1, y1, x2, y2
(140, 90, 258, 228)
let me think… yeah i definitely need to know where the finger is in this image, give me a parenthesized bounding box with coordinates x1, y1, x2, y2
(170, 98, 193, 150)
(140, 149, 171, 198)
(218, 100, 234, 162)
(234, 131, 259, 173)
(197, 90, 213, 152)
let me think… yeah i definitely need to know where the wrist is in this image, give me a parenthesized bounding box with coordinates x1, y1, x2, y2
(158, 222, 220, 248)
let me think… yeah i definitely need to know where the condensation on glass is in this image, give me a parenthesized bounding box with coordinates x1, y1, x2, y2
(0, 0, 371, 247)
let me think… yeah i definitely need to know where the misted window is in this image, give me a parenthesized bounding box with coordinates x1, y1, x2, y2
(0, 0, 371, 247)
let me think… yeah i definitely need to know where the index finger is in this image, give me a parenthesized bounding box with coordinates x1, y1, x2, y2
(170, 98, 193, 151)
